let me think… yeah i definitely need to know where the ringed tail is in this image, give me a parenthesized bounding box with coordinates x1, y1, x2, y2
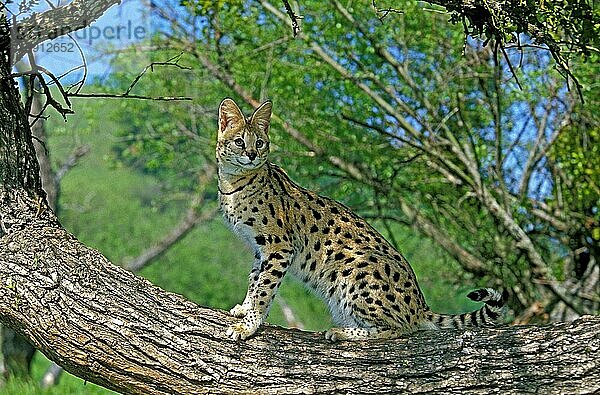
(431, 288, 508, 329)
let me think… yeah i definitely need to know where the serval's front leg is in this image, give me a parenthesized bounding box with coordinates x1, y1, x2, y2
(227, 244, 292, 340)
(229, 256, 261, 318)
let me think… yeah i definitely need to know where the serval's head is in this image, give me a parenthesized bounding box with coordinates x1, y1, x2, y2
(217, 98, 272, 175)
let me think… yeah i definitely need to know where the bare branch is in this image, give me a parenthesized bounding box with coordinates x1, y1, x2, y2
(54, 145, 90, 184)
(124, 53, 192, 96)
(124, 201, 218, 272)
(63, 53, 193, 102)
(67, 92, 192, 101)
(281, 0, 302, 36)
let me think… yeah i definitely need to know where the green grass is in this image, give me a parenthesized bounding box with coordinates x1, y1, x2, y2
(3, 99, 480, 394)
(3, 353, 116, 394)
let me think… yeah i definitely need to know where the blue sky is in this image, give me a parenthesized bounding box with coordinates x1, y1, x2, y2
(9, 0, 154, 82)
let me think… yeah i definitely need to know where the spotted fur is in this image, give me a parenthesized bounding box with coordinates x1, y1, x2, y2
(217, 98, 507, 341)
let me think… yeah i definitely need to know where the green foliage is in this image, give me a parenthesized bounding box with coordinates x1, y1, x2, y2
(440, 0, 599, 86)
(552, 128, 599, 206)
(548, 76, 600, 247)
(83, 6, 508, 305)
(180, 0, 242, 16)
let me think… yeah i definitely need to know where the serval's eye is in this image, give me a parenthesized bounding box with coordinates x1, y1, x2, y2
(234, 138, 245, 147)
(255, 139, 264, 149)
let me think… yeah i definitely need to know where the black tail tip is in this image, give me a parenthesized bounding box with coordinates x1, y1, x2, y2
(467, 288, 509, 305)
(467, 288, 488, 302)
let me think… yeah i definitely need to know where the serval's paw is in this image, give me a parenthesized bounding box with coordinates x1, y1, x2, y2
(229, 303, 250, 318)
(324, 328, 345, 342)
(226, 321, 258, 341)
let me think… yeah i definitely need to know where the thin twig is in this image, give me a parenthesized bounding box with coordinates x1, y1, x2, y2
(499, 43, 523, 90)
(68, 93, 192, 101)
(64, 32, 88, 94)
(372, 0, 403, 22)
(125, 53, 191, 96)
(27, 51, 74, 120)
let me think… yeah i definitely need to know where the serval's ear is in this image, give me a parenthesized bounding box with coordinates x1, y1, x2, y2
(218, 98, 245, 137)
(250, 100, 272, 134)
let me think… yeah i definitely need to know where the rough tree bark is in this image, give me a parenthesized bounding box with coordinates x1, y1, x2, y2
(0, 58, 62, 380)
(8, 0, 120, 62)
(1, 0, 118, 379)
(1, 224, 599, 394)
(1, 4, 599, 395)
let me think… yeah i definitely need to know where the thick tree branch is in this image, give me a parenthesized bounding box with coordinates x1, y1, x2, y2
(0, 203, 599, 394)
(1, 36, 44, 211)
(1, 6, 598, 393)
